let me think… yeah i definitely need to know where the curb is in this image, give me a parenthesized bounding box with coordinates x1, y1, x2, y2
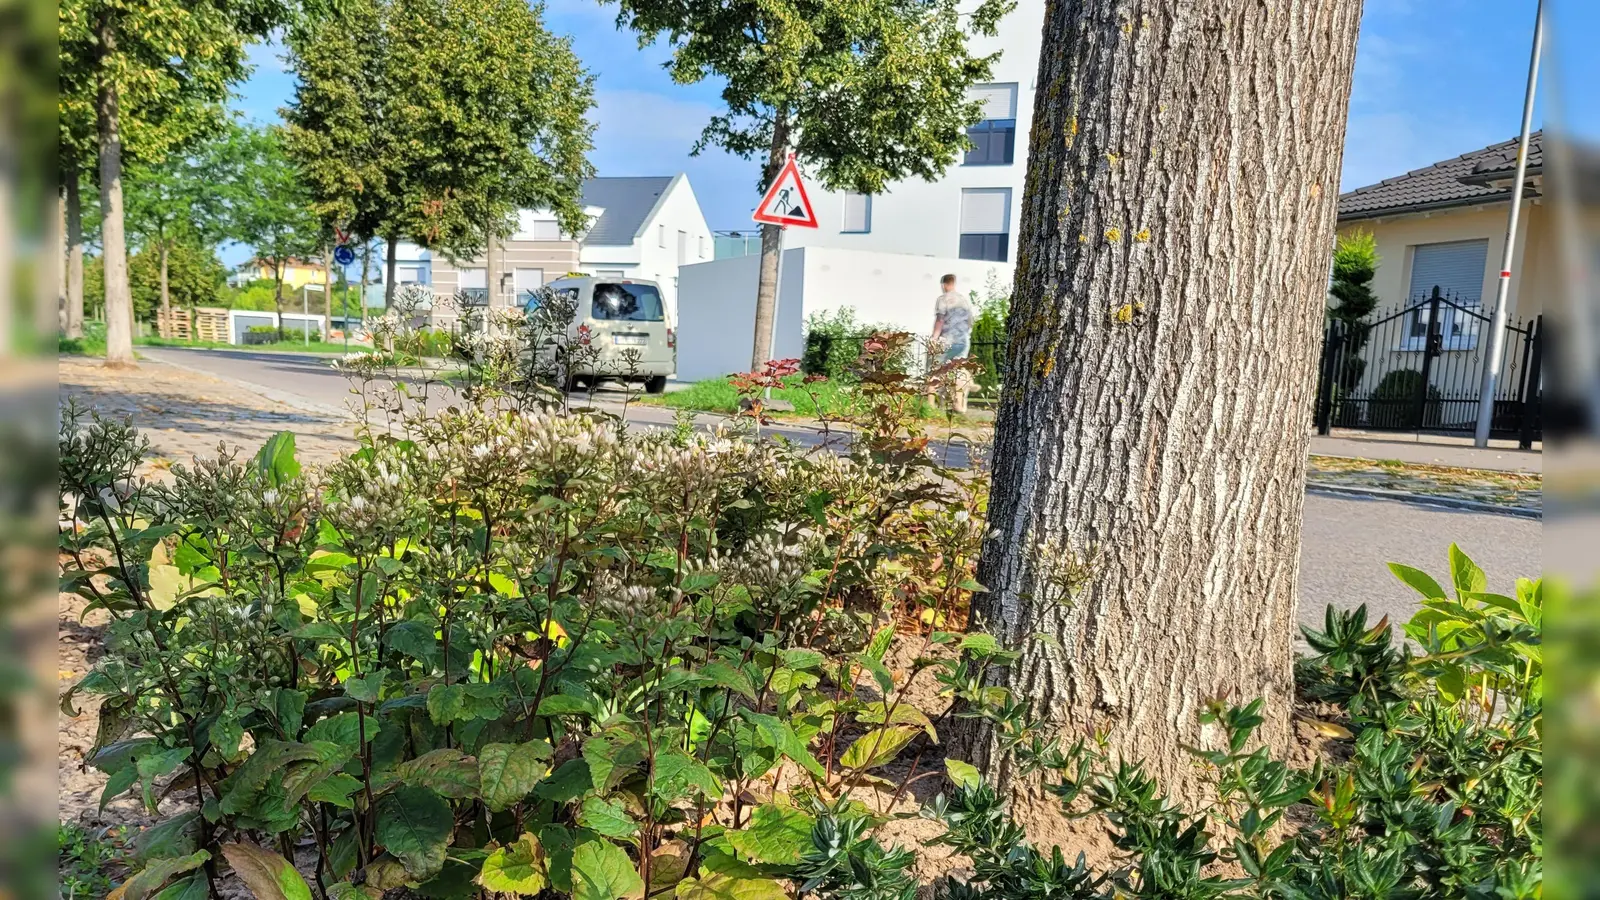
(1305, 482, 1541, 520)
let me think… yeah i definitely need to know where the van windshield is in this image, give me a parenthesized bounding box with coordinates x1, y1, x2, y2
(590, 283, 664, 322)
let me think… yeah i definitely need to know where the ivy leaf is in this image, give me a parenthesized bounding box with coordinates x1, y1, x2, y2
(479, 741, 553, 812)
(374, 786, 452, 880)
(569, 839, 643, 900)
(396, 748, 480, 799)
(651, 747, 722, 802)
(839, 726, 919, 770)
(738, 710, 824, 778)
(725, 804, 813, 865)
(106, 851, 210, 900)
(220, 843, 314, 900)
(478, 834, 547, 896)
(579, 796, 639, 840)
(675, 873, 788, 900)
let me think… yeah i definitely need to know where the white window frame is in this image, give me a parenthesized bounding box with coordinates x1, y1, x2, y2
(841, 193, 872, 233)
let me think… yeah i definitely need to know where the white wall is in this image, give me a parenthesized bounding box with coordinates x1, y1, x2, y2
(675, 247, 1012, 382)
(786, 0, 1045, 261)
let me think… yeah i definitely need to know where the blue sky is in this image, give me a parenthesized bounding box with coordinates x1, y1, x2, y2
(232, 0, 1594, 257)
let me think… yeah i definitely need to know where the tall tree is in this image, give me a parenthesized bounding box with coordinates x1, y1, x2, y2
(218, 123, 319, 339)
(126, 140, 225, 331)
(611, 0, 1009, 369)
(59, 0, 285, 363)
(959, 0, 1363, 802)
(1328, 229, 1380, 394)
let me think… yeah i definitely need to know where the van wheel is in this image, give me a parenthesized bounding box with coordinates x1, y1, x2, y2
(644, 376, 668, 395)
(565, 374, 587, 393)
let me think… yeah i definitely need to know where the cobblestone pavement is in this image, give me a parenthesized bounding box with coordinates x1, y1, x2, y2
(1307, 454, 1542, 513)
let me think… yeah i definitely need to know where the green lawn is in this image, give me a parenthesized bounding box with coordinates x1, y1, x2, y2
(642, 374, 957, 421)
(60, 334, 373, 357)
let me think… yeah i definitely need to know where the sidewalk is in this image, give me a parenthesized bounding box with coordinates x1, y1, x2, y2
(1309, 432, 1540, 474)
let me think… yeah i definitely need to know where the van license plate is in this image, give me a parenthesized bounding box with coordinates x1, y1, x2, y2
(612, 334, 648, 346)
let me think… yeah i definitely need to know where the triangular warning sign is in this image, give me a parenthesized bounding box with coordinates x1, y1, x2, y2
(753, 155, 819, 228)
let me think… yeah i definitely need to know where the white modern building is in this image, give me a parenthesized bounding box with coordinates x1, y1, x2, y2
(578, 174, 713, 322)
(785, 0, 1045, 263)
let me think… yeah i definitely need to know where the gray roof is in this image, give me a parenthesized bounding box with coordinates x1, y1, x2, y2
(1337, 132, 1542, 222)
(580, 176, 675, 245)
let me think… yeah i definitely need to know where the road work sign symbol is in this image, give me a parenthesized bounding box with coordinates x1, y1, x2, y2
(752, 154, 818, 228)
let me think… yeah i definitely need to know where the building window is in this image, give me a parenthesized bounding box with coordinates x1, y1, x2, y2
(699, 236, 707, 258)
(841, 193, 872, 233)
(1403, 239, 1489, 350)
(658, 224, 666, 248)
(959, 188, 1011, 262)
(513, 268, 544, 306)
(396, 265, 423, 284)
(678, 230, 689, 264)
(964, 83, 1017, 166)
(458, 267, 488, 304)
(529, 220, 560, 242)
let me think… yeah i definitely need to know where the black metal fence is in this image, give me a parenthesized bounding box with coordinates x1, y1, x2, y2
(1313, 285, 1543, 447)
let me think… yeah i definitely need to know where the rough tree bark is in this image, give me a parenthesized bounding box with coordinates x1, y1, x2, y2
(959, 0, 1362, 804)
(158, 234, 170, 331)
(360, 240, 372, 327)
(323, 243, 334, 329)
(749, 111, 790, 371)
(65, 172, 85, 339)
(97, 11, 135, 365)
(384, 234, 398, 309)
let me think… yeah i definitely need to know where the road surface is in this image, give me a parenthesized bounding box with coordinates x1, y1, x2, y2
(136, 347, 1541, 632)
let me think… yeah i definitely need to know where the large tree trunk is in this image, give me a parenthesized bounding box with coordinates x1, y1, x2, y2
(273, 263, 287, 342)
(384, 234, 398, 310)
(158, 237, 170, 333)
(749, 111, 790, 371)
(360, 240, 372, 328)
(959, 0, 1362, 804)
(65, 171, 85, 339)
(97, 13, 135, 365)
(485, 215, 500, 334)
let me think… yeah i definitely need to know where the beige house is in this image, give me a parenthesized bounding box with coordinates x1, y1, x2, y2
(429, 209, 593, 329)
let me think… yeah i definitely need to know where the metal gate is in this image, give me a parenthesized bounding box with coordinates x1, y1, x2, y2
(1313, 285, 1543, 448)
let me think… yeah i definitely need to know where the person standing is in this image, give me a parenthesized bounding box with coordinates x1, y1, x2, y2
(930, 273, 974, 414)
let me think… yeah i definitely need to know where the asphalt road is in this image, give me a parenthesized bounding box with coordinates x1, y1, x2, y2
(136, 347, 1542, 631)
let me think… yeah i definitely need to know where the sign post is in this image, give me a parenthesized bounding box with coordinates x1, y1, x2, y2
(751, 155, 819, 400)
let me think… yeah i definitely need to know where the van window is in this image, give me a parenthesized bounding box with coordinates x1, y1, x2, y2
(590, 283, 664, 322)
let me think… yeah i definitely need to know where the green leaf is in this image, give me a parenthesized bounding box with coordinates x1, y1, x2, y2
(220, 843, 314, 900)
(101, 765, 140, 810)
(281, 741, 358, 805)
(865, 624, 895, 663)
(1388, 562, 1447, 600)
(675, 873, 788, 900)
(108, 852, 210, 900)
(944, 758, 981, 790)
(569, 839, 643, 900)
(725, 804, 813, 865)
(858, 702, 937, 742)
(220, 741, 321, 815)
(253, 432, 300, 487)
(427, 682, 505, 725)
(852, 653, 894, 693)
(131, 811, 201, 863)
(303, 712, 382, 748)
(651, 747, 722, 802)
(534, 758, 594, 803)
(344, 669, 386, 704)
(395, 748, 480, 799)
(149, 876, 208, 900)
(478, 741, 552, 812)
(958, 633, 999, 655)
(375, 786, 453, 880)
(477, 834, 547, 896)
(536, 694, 595, 717)
(699, 661, 757, 701)
(583, 732, 646, 792)
(1448, 544, 1488, 596)
(839, 725, 919, 770)
(307, 774, 363, 808)
(738, 710, 824, 778)
(579, 796, 639, 840)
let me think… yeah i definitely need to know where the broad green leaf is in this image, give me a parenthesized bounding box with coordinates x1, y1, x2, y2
(725, 804, 813, 865)
(652, 747, 722, 802)
(944, 758, 981, 790)
(344, 669, 386, 704)
(479, 741, 552, 812)
(427, 682, 505, 725)
(858, 702, 936, 742)
(101, 765, 139, 810)
(253, 432, 300, 487)
(699, 661, 757, 701)
(852, 654, 894, 693)
(396, 748, 480, 799)
(675, 873, 788, 900)
(107, 852, 210, 900)
(478, 834, 547, 896)
(220, 843, 313, 900)
(1388, 562, 1447, 600)
(534, 758, 594, 803)
(220, 741, 321, 815)
(131, 811, 201, 863)
(325, 884, 381, 900)
(281, 742, 358, 805)
(958, 633, 999, 655)
(569, 839, 643, 900)
(839, 725, 919, 770)
(579, 796, 639, 840)
(583, 732, 646, 791)
(1448, 544, 1488, 596)
(302, 711, 382, 749)
(375, 786, 452, 880)
(149, 876, 208, 900)
(307, 774, 363, 808)
(537, 694, 596, 717)
(865, 624, 895, 663)
(738, 710, 824, 778)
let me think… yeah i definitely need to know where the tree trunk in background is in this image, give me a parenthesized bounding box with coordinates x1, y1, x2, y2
(360, 240, 372, 327)
(384, 234, 398, 309)
(97, 13, 135, 365)
(273, 264, 286, 342)
(158, 237, 170, 331)
(749, 111, 790, 371)
(323, 243, 334, 330)
(65, 172, 84, 339)
(957, 0, 1362, 804)
(485, 217, 500, 332)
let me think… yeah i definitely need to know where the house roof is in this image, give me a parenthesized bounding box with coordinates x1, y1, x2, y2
(1337, 132, 1542, 221)
(579, 176, 676, 245)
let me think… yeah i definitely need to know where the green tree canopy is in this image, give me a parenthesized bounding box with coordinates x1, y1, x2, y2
(215, 122, 321, 331)
(131, 241, 226, 318)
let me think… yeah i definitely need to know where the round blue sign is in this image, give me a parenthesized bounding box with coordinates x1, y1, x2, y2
(333, 245, 356, 266)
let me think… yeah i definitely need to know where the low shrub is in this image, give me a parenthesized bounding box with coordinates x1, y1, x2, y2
(1371, 369, 1442, 429)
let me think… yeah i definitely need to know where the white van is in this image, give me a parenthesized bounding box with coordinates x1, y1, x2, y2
(531, 276, 676, 393)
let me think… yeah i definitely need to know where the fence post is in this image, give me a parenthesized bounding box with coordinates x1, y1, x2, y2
(1518, 315, 1543, 449)
(1314, 322, 1339, 435)
(1413, 286, 1444, 431)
